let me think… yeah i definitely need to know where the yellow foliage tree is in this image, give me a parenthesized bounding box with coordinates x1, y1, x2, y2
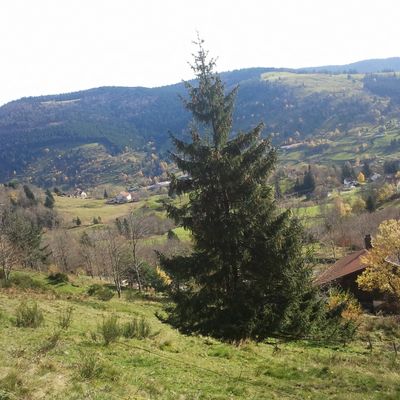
(376, 183, 395, 203)
(326, 288, 362, 322)
(352, 196, 366, 214)
(156, 266, 172, 286)
(357, 219, 400, 297)
(357, 172, 365, 184)
(333, 195, 352, 217)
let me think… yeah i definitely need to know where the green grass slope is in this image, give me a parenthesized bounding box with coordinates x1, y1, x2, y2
(0, 271, 400, 399)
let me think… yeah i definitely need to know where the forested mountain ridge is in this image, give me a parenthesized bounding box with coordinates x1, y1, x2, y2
(1, 57, 400, 188)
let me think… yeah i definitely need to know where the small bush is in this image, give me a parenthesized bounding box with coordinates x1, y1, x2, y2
(87, 284, 103, 296)
(121, 317, 151, 339)
(15, 301, 44, 328)
(58, 306, 73, 330)
(87, 284, 114, 301)
(327, 288, 362, 323)
(99, 315, 120, 345)
(97, 288, 114, 301)
(77, 352, 102, 379)
(47, 272, 69, 284)
(9, 274, 46, 291)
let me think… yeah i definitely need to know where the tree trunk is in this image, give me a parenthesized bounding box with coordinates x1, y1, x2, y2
(135, 264, 142, 292)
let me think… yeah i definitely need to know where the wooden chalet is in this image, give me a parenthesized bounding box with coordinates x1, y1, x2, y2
(315, 235, 383, 310)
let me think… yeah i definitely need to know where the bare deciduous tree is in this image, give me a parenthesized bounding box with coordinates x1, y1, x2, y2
(0, 234, 20, 282)
(97, 227, 126, 297)
(79, 231, 97, 277)
(119, 211, 150, 292)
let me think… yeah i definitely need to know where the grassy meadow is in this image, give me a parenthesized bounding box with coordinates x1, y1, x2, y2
(55, 194, 169, 225)
(1, 271, 400, 400)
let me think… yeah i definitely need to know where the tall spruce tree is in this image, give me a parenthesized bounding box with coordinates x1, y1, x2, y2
(161, 40, 327, 341)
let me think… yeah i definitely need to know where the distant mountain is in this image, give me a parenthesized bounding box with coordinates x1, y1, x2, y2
(299, 57, 400, 74)
(1, 58, 400, 188)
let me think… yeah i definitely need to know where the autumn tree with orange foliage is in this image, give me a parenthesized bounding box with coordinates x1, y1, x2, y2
(357, 219, 400, 299)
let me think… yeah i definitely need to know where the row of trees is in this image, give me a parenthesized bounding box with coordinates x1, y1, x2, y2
(48, 212, 188, 297)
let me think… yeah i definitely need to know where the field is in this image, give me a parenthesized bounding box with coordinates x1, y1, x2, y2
(261, 71, 365, 95)
(55, 194, 168, 225)
(1, 271, 400, 400)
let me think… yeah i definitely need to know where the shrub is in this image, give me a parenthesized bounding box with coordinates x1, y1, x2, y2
(47, 272, 69, 284)
(317, 288, 362, 343)
(87, 284, 114, 301)
(97, 288, 114, 301)
(121, 316, 151, 339)
(9, 274, 46, 291)
(15, 301, 44, 328)
(77, 352, 102, 379)
(327, 288, 362, 323)
(99, 315, 120, 345)
(58, 306, 73, 330)
(87, 284, 103, 296)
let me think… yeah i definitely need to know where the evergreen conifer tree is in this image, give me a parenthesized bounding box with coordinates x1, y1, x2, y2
(303, 165, 316, 194)
(45, 189, 54, 201)
(23, 185, 35, 203)
(341, 162, 355, 182)
(160, 40, 327, 341)
(366, 195, 376, 213)
(44, 194, 54, 209)
(362, 162, 372, 178)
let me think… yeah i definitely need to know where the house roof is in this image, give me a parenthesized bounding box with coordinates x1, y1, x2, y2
(315, 249, 368, 286)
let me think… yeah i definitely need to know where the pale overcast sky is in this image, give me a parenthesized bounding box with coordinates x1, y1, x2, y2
(1, 0, 399, 105)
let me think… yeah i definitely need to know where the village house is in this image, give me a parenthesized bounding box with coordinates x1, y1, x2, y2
(115, 191, 132, 203)
(315, 235, 384, 311)
(106, 190, 140, 205)
(343, 178, 358, 189)
(72, 188, 88, 199)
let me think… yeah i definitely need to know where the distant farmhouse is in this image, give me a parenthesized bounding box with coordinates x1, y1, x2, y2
(105, 180, 171, 205)
(106, 191, 139, 204)
(116, 191, 132, 203)
(71, 188, 88, 199)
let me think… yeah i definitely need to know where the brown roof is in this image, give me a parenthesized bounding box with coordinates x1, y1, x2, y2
(315, 249, 368, 286)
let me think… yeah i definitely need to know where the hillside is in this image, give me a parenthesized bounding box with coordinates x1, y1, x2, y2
(1, 58, 400, 187)
(0, 271, 399, 400)
(300, 57, 400, 74)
